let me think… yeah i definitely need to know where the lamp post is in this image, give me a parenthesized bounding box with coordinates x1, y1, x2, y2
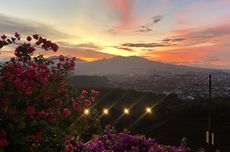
(206, 74, 215, 152)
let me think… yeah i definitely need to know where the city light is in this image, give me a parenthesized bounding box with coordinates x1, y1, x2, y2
(103, 108, 109, 115)
(86, 107, 156, 116)
(145, 107, 152, 114)
(84, 109, 90, 115)
(124, 108, 129, 114)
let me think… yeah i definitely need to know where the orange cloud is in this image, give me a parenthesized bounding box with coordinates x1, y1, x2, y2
(37, 47, 114, 62)
(144, 47, 209, 64)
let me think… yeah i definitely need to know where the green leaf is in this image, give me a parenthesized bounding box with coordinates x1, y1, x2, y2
(39, 120, 49, 127)
(18, 120, 26, 129)
(0, 148, 5, 152)
(31, 120, 39, 127)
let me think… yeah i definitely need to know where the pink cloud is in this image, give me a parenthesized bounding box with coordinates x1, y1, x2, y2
(105, 0, 133, 33)
(175, 0, 230, 25)
(107, 0, 132, 25)
(171, 23, 230, 48)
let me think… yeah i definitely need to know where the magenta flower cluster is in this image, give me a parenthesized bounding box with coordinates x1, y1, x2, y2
(65, 125, 188, 152)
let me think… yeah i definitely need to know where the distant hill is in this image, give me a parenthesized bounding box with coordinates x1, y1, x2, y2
(0, 56, 220, 76)
(48, 56, 86, 63)
(74, 56, 217, 76)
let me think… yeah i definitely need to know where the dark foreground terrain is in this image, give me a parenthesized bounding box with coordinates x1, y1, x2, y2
(84, 88, 230, 151)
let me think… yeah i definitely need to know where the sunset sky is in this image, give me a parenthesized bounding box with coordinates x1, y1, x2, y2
(0, 0, 230, 69)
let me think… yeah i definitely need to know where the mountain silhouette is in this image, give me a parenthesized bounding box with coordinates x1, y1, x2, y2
(74, 56, 215, 76)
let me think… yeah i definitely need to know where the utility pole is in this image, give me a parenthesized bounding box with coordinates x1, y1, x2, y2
(206, 74, 214, 152)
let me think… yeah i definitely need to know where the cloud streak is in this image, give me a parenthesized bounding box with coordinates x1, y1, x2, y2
(0, 13, 72, 39)
(152, 15, 163, 24)
(58, 42, 103, 50)
(172, 23, 230, 49)
(136, 15, 163, 33)
(113, 46, 135, 52)
(44, 42, 114, 61)
(162, 37, 186, 42)
(122, 42, 173, 48)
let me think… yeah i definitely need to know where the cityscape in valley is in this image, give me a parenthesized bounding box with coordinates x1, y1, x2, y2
(65, 56, 230, 98)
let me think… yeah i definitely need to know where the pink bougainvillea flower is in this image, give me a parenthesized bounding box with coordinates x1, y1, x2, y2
(63, 108, 71, 117)
(15, 32, 20, 40)
(26, 106, 36, 119)
(90, 97, 95, 102)
(27, 46, 35, 53)
(81, 90, 88, 95)
(0, 130, 7, 137)
(38, 110, 49, 119)
(27, 36, 32, 41)
(24, 87, 32, 95)
(27, 132, 43, 143)
(65, 135, 73, 143)
(85, 99, 92, 107)
(64, 143, 74, 152)
(1, 34, 7, 40)
(47, 117, 55, 125)
(72, 101, 83, 113)
(34, 132, 42, 143)
(0, 139, 9, 148)
(33, 34, 39, 40)
(90, 90, 96, 95)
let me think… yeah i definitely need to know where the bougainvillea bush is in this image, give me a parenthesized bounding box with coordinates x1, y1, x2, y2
(70, 125, 188, 152)
(0, 33, 100, 152)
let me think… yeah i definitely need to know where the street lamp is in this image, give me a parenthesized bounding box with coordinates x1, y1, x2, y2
(103, 108, 109, 115)
(84, 109, 90, 115)
(145, 107, 152, 114)
(124, 108, 129, 115)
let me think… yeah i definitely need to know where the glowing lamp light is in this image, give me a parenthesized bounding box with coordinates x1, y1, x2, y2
(124, 108, 129, 114)
(146, 107, 152, 114)
(103, 108, 109, 115)
(84, 109, 90, 115)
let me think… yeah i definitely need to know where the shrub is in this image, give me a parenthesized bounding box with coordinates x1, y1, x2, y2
(69, 125, 188, 152)
(0, 33, 100, 152)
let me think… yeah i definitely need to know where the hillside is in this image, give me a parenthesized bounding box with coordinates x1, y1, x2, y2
(74, 56, 216, 76)
(94, 88, 230, 151)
